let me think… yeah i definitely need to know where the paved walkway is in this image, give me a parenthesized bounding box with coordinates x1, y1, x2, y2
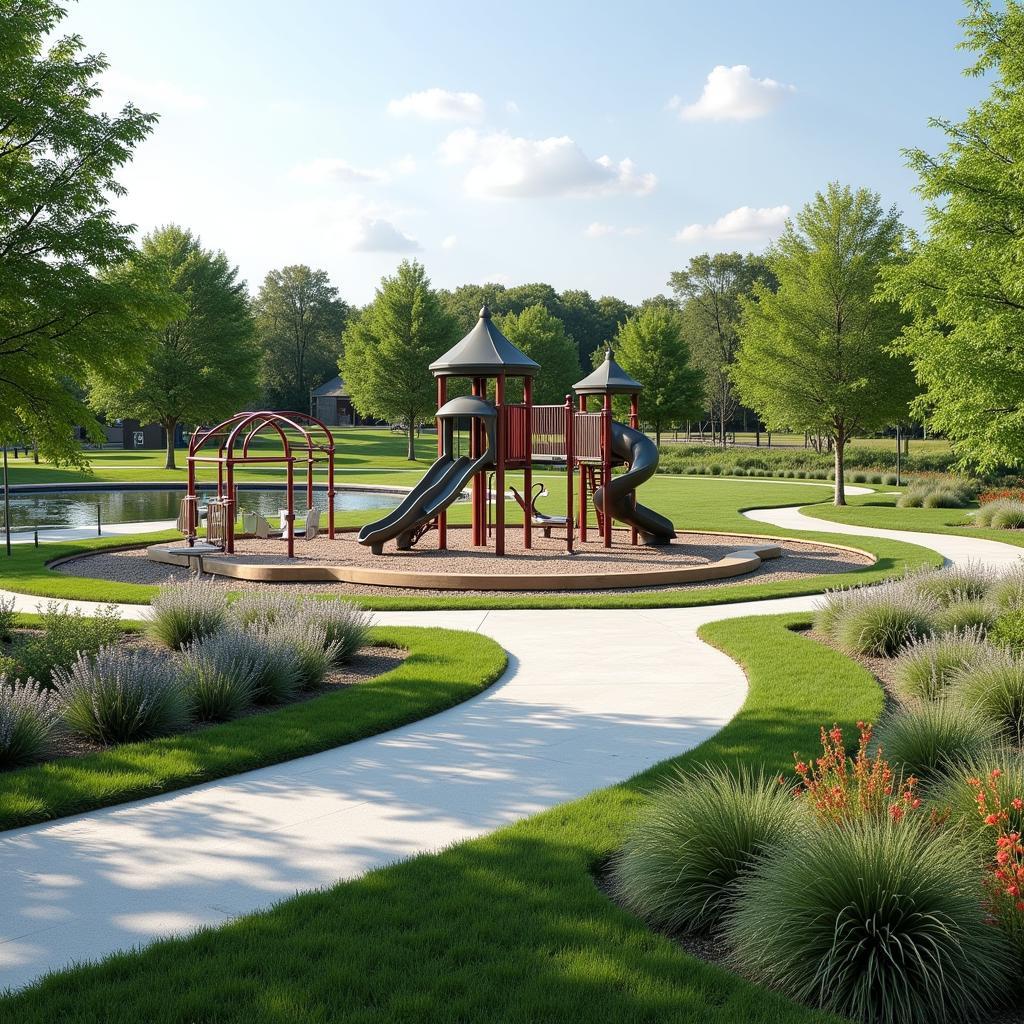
(1, 498, 1021, 991)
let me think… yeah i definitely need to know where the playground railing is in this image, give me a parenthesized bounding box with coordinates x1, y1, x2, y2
(530, 405, 567, 459)
(574, 411, 603, 461)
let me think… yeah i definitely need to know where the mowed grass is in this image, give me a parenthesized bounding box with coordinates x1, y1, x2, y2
(0, 627, 506, 831)
(802, 490, 1024, 550)
(0, 613, 877, 1024)
(3, 476, 943, 607)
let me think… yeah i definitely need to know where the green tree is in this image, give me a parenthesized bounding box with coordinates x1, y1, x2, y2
(495, 305, 580, 404)
(341, 261, 457, 460)
(610, 306, 704, 446)
(89, 226, 257, 470)
(254, 266, 349, 411)
(732, 184, 915, 505)
(669, 253, 775, 447)
(0, 0, 164, 462)
(560, 289, 636, 370)
(881, 1, 1024, 472)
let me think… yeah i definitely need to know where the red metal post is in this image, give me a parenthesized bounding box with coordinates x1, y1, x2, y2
(306, 453, 313, 511)
(186, 457, 196, 547)
(602, 394, 613, 548)
(565, 395, 574, 553)
(471, 377, 482, 546)
(286, 457, 295, 558)
(523, 376, 532, 549)
(629, 392, 640, 546)
(495, 373, 506, 555)
(225, 458, 235, 553)
(436, 375, 447, 550)
(327, 446, 335, 539)
(577, 394, 588, 543)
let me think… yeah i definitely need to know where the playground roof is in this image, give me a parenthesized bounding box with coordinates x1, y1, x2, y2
(430, 306, 539, 378)
(573, 348, 642, 395)
(436, 395, 497, 419)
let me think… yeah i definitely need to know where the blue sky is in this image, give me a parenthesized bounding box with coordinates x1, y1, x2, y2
(64, 0, 987, 306)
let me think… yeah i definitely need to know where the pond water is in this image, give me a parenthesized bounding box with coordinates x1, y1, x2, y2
(2, 487, 402, 530)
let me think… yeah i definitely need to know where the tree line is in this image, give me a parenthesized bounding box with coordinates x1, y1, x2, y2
(3, 0, 1022, 503)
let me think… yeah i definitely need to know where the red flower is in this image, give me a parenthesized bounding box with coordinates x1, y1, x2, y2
(1012, 798, 1023, 811)
(889, 805, 905, 822)
(986, 813, 1000, 826)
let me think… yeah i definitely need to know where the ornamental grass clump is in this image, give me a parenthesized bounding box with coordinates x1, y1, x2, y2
(873, 701, 1000, 784)
(932, 752, 1024, 856)
(890, 628, 991, 703)
(977, 499, 1024, 530)
(934, 598, 998, 635)
(828, 582, 937, 657)
(54, 646, 186, 745)
(227, 589, 301, 630)
(243, 626, 302, 705)
(950, 648, 1024, 741)
(148, 581, 228, 650)
(297, 600, 372, 664)
(724, 817, 1013, 1024)
(611, 765, 799, 933)
(179, 632, 259, 721)
(267, 619, 338, 689)
(990, 564, 1024, 611)
(0, 678, 60, 767)
(913, 562, 995, 607)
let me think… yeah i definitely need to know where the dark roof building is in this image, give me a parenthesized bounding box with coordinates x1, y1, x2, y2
(430, 305, 539, 379)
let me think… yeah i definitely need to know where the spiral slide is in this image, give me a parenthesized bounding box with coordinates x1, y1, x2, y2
(592, 420, 676, 545)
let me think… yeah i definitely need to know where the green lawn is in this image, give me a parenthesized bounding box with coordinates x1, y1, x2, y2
(0, 626, 506, 832)
(3, 476, 944, 608)
(0, 613, 876, 1024)
(800, 490, 1024, 550)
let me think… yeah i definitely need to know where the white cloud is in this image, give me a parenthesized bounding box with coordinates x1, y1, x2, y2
(675, 204, 790, 242)
(291, 158, 387, 185)
(100, 70, 207, 113)
(440, 129, 656, 199)
(441, 234, 458, 250)
(351, 219, 421, 252)
(291, 154, 417, 185)
(672, 65, 795, 122)
(387, 88, 484, 122)
(584, 222, 644, 239)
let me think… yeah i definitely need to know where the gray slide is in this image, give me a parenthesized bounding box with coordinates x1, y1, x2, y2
(592, 421, 676, 545)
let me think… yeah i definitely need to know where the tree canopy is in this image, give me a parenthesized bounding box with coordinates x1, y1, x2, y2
(732, 184, 916, 504)
(254, 265, 349, 411)
(341, 260, 457, 460)
(670, 253, 775, 445)
(881, 0, 1024, 473)
(89, 225, 257, 469)
(609, 306, 704, 446)
(0, 0, 166, 461)
(495, 305, 581, 405)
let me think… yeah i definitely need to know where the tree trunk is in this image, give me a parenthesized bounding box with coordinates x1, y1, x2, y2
(655, 423, 662, 448)
(163, 419, 178, 471)
(833, 431, 847, 506)
(720, 408, 727, 449)
(407, 417, 416, 461)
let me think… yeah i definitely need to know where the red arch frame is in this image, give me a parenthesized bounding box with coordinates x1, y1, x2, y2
(185, 410, 335, 558)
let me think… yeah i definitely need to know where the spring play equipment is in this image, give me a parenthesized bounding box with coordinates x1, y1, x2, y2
(357, 307, 675, 555)
(183, 411, 336, 558)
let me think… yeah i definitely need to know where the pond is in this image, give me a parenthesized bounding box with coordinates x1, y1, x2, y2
(2, 487, 403, 531)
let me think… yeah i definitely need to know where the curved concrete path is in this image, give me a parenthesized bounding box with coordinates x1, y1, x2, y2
(1, 496, 1021, 992)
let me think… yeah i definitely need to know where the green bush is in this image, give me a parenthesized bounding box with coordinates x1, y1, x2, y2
(724, 818, 1013, 1024)
(0, 678, 60, 767)
(820, 582, 937, 657)
(891, 629, 991, 703)
(950, 649, 1024, 741)
(898, 476, 976, 510)
(991, 501, 1024, 530)
(54, 646, 186, 745)
(934, 599, 998, 635)
(885, 474, 899, 486)
(852, 472, 868, 483)
(874, 700, 1000, 783)
(612, 766, 799, 933)
(709, 464, 722, 476)
(149, 581, 228, 650)
(12, 601, 122, 685)
(0, 594, 15, 643)
(299, 600, 372, 664)
(179, 632, 259, 722)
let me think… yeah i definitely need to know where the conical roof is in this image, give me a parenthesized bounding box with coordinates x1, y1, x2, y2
(430, 306, 539, 378)
(573, 348, 642, 395)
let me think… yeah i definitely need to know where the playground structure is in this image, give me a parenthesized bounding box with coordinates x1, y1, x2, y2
(358, 306, 676, 557)
(181, 411, 336, 558)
